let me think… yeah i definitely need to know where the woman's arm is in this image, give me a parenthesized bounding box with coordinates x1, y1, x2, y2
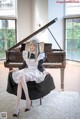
(37, 52, 47, 72)
(37, 52, 46, 61)
(19, 61, 28, 70)
(38, 59, 44, 72)
(22, 51, 29, 65)
(22, 51, 27, 61)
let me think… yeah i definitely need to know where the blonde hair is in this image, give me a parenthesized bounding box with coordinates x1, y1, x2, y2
(25, 38, 40, 60)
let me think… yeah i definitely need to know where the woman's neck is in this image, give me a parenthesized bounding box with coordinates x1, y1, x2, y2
(30, 51, 35, 54)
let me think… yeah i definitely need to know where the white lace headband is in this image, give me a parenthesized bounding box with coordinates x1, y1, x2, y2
(25, 38, 44, 53)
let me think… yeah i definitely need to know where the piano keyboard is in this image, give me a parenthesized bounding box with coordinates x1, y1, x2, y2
(9, 62, 23, 65)
(43, 63, 62, 65)
(9, 62, 62, 65)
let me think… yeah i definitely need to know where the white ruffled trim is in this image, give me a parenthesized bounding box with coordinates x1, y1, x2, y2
(22, 51, 45, 66)
(37, 52, 45, 61)
(22, 51, 28, 61)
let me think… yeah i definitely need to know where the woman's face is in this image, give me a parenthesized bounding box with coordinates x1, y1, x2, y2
(30, 44, 36, 52)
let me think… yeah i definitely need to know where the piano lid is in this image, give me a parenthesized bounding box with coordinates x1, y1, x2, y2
(7, 18, 58, 51)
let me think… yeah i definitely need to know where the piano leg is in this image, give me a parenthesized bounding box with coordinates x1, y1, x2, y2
(60, 68, 64, 91)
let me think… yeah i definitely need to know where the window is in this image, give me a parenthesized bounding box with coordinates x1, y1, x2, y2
(0, 0, 17, 60)
(0, 19, 17, 59)
(65, 1, 80, 61)
(65, 18, 80, 61)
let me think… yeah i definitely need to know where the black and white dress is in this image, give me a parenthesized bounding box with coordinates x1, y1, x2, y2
(12, 51, 48, 84)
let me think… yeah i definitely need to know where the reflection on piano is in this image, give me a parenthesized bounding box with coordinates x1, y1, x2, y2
(4, 18, 66, 90)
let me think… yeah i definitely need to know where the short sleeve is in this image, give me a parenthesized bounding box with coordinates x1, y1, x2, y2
(37, 52, 45, 61)
(22, 51, 28, 62)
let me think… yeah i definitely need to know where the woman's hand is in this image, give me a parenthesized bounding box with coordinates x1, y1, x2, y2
(43, 70, 49, 75)
(9, 68, 19, 72)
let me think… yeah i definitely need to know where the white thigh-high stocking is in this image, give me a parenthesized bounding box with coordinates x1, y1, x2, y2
(14, 82, 22, 114)
(20, 77, 31, 109)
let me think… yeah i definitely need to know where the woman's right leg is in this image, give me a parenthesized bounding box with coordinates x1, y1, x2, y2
(13, 75, 31, 116)
(14, 82, 22, 115)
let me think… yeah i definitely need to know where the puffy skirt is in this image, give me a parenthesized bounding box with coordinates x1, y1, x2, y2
(12, 68, 47, 84)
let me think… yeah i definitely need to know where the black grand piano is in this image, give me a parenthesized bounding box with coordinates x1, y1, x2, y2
(4, 18, 66, 101)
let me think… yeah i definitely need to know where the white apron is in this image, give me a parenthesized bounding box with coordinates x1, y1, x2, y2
(12, 51, 47, 84)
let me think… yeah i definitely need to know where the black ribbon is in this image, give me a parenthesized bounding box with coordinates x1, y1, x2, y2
(28, 52, 35, 59)
(30, 53, 35, 59)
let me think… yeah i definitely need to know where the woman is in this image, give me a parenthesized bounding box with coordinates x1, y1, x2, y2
(12, 38, 48, 117)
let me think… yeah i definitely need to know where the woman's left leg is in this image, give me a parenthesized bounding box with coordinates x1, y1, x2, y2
(19, 76, 31, 109)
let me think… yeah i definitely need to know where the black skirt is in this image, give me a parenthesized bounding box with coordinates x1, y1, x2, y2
(7, 72, 55, 100)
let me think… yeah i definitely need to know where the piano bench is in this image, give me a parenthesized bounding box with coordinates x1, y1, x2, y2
(7, 72, 55, 105)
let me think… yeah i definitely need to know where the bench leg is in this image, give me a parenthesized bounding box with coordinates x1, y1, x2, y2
(31, 100, 33, 106)
(31, 98, 42, 106)
(40, 98, 42, 105)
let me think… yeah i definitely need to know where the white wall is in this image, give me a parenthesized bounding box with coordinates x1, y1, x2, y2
(17, 0, 48, 43)
(31, 0, 48, 31)
(17, 0, 64, 48)
(31, 0, 48, 42)
(17, 0, 32, 42)
(48, 0, 65, 49)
